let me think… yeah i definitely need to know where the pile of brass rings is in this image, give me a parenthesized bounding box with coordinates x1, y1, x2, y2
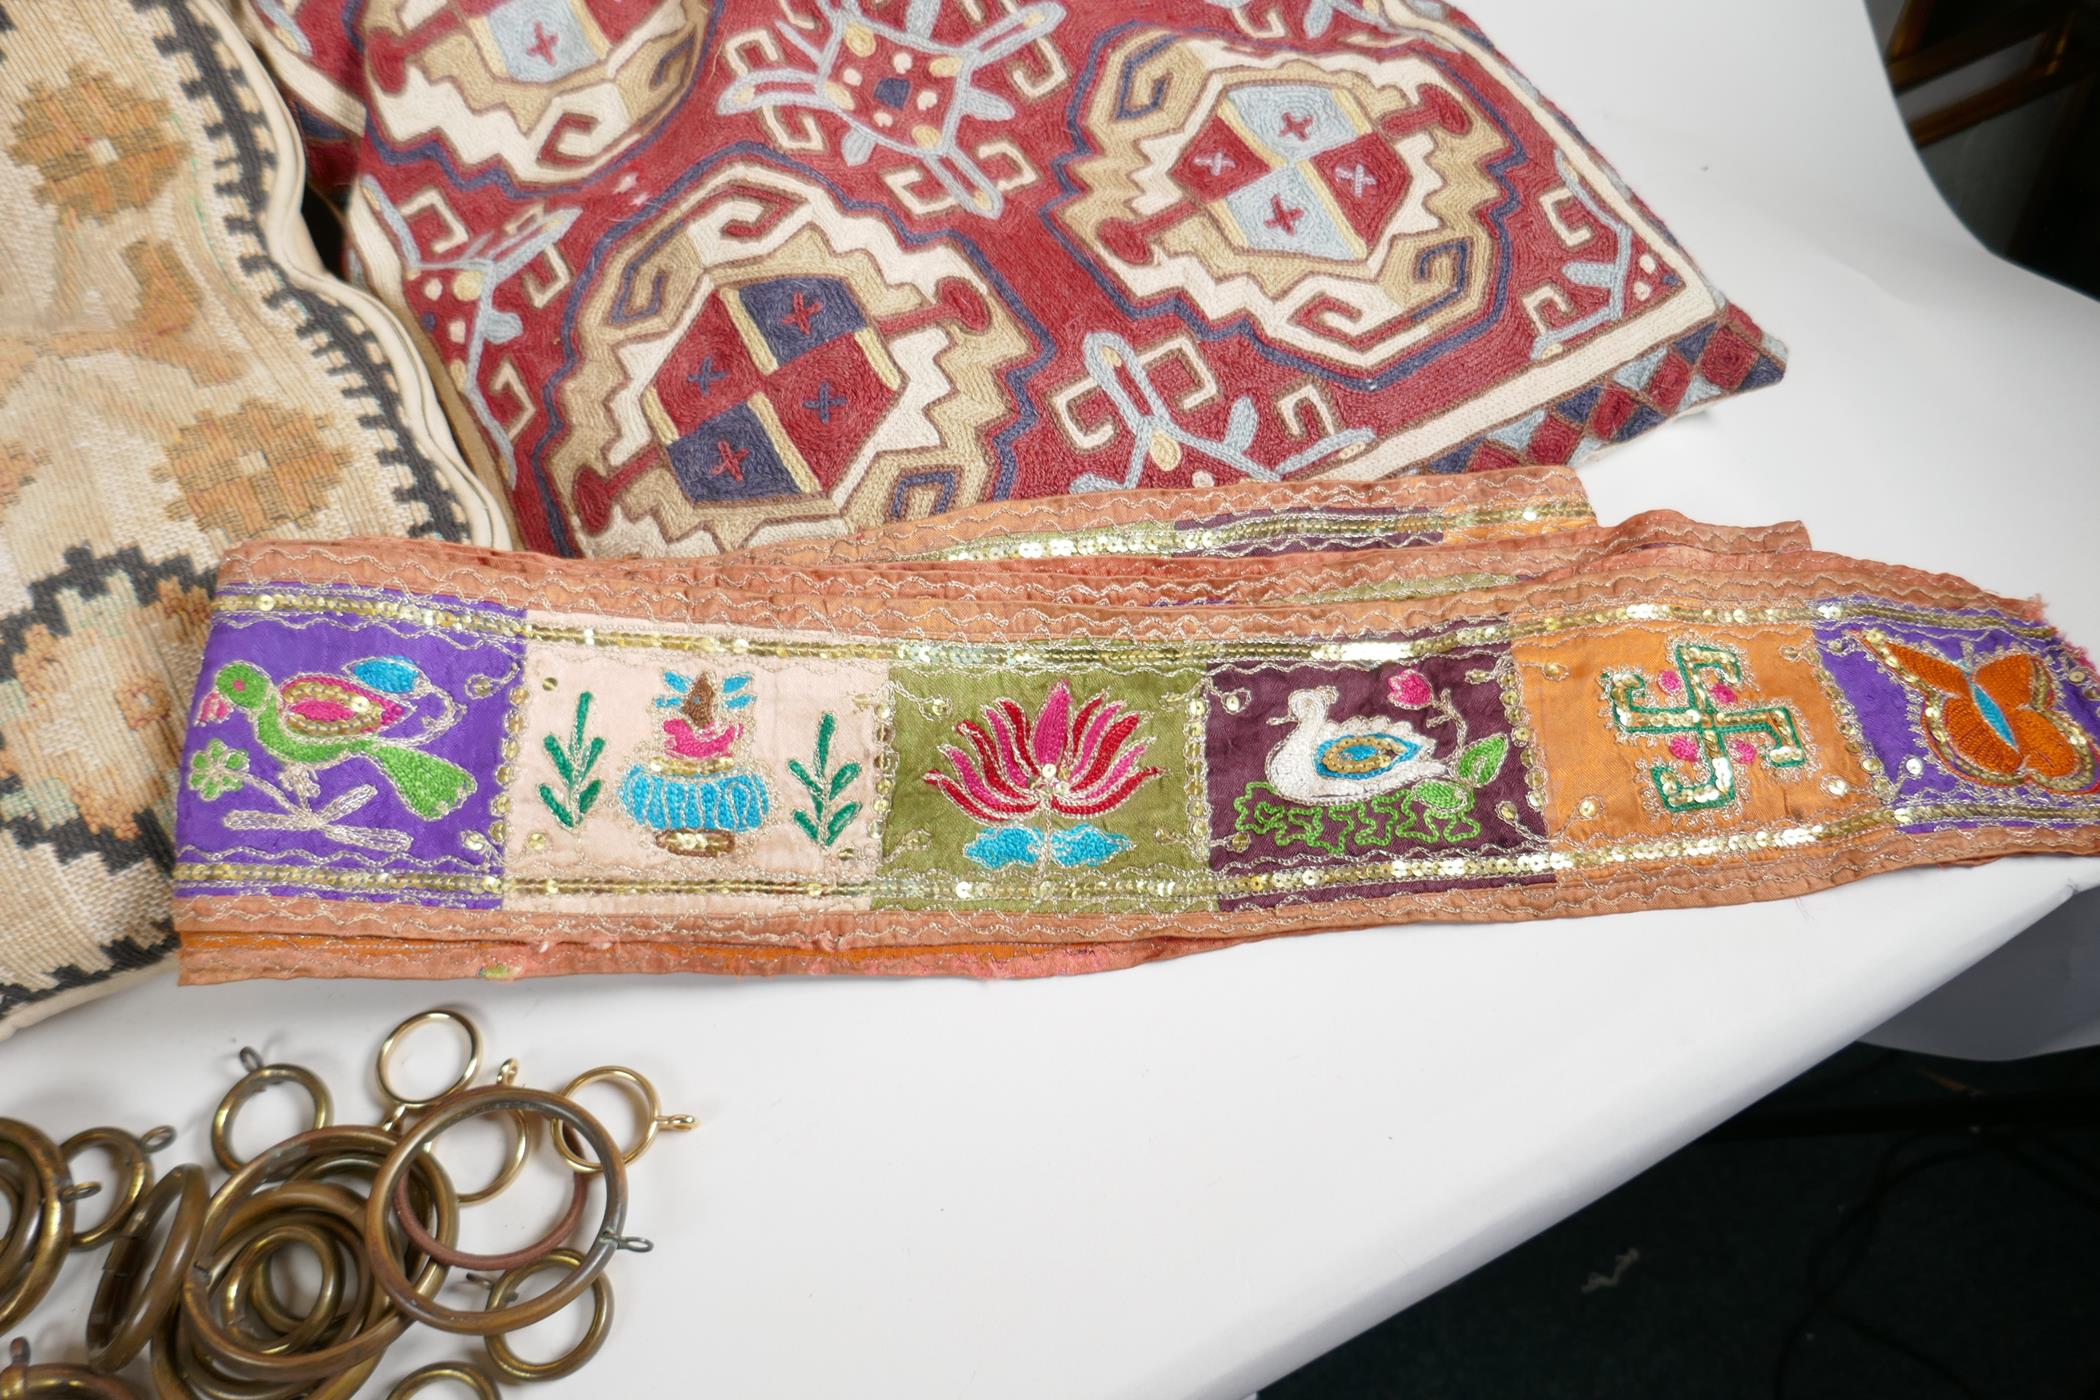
(171, 1125, 458, 1392)
(547, 1068, 698, 1176)
(479, 1250, 613, 1383)
(386, 1361, 500, 1400)
(0, 1008, 689, 1392)
(366, 1085, 647, 1341)
(0, 1338, 138, 1399)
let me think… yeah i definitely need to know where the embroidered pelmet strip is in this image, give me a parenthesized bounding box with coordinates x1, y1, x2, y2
(171, 478, 2100, 983)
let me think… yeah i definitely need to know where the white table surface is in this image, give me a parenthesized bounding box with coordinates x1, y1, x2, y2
(9, 0, 2100, 1395)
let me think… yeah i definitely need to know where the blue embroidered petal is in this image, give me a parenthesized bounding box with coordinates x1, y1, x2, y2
(662, 671, 693, 694)
(963, 825, 1042, 870)
(349, 656, 422, 694)
(1047, 823, 1133, 868)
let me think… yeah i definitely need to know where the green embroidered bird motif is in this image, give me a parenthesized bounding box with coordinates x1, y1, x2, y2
(202, 659, 476, 821)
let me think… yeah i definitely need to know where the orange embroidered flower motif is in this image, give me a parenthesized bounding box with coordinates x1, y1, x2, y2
(7, 67, 187, 222)
(157, 402, 351, 541)
(1858, 630, 2098, 793)
(0, 442, 36, 513)
(0, 576, 206, 840)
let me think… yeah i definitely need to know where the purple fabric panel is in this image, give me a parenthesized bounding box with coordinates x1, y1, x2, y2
(175, 586, 524, 908)
(1814, 601, 2100, 829)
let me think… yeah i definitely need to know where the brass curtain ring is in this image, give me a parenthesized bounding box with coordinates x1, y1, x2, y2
(364, 1085, 630, 1336)
(547, 1066, 697, 1174)
(0, 1120, 74, 1330)
(374, 1010, 483, 1115)
(179, 1126, 457, 1384)
(389, 1154, 586, 1272)
(1, 1339, 139, 1399)
(211, 1051, 333, 1174)
(0, 1167, 29, 1291)
(87, 1163, 206, 1373)
(227, 1183, 374, 1342)
(62, 1127, 154, 1252)
(179, 1147, 452, 1387)
(385, 1362, 500, 1400)
(194, 1208, 353, 1370)
(151, 1302, 375, 1400)
(209, 1220, 348, 1357)
(245, 1234, 354, 1341)
(186, 1181, 388, 1389)
(480, 1247, 615, 1383)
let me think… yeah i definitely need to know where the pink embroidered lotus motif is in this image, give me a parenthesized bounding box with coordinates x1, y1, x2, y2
(927, 680, 1162, 870)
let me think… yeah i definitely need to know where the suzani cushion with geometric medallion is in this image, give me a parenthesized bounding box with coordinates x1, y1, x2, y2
(232, 0, 1787, 558)
(0, 0, 506, 1038)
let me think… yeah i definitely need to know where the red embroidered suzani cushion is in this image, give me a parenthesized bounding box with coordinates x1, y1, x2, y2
(234, 0, 1786, 557)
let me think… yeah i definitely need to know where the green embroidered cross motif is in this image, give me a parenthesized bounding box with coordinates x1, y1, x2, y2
(1603, 641, 1808, 812)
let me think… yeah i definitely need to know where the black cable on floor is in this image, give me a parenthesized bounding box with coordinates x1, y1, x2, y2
(1770, 1109, 2100, 1400)
(1771, 1134, 1995, 1400)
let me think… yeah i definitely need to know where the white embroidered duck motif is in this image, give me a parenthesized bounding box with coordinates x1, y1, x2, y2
(1264, 685, 1447, 805)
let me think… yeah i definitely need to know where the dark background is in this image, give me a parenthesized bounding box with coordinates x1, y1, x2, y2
(1268, 1041, 2100, 1399)
(1868, 0, 2100, 299)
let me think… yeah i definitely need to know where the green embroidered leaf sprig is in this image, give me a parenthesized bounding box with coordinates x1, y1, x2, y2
(1453, 734, 1509, 789)
(789, 712, 862, 849)
(538, 691, 604, 830)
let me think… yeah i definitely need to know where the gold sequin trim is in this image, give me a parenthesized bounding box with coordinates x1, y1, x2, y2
(905, 500, 1594, 562)
(211, 592, 2060, 666)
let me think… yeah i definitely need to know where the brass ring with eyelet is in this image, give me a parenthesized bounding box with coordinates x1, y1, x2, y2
(0, 1120, 74, 1331)
(86, 1162, 206, 1373)
(547, 1066, 697, 1174)
(1, 1338, 139, 1399)
(62, 1127, 153, 1252)
(179, 1126, 457, 1384)
(386, 1362, 500, 1400)
(364, 1085, 627, 1336)
(212, 1050, 333, 1174)
(375, 1010, 482, 1116)
(479, 1247, 614, 1383)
